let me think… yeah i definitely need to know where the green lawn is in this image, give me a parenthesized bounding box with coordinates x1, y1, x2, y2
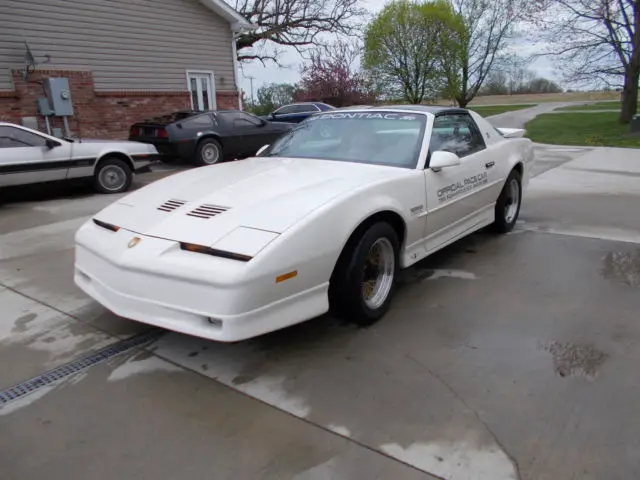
(467, 104, 537, 117)
(525, 112, 640, 147)
(554, 101, 627, 111)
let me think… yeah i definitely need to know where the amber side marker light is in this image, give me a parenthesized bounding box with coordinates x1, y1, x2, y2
(179, 242, 252, 262)
(93, 219, 120, 232)
(276, 270, 298, 283)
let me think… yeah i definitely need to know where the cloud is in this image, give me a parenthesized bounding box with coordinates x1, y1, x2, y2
(235, 1, 563, 96)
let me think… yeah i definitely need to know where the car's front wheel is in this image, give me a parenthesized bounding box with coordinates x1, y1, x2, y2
(330, 222, 400, 326)
(94, 157, 133, 194)
(194, 138, 223, 166)
(491, 169, 522, 233)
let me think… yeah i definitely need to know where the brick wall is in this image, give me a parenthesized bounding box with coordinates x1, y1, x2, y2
(0, 69, 239, 139)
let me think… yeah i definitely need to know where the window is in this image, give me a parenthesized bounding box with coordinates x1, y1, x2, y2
(262, 112, 427, 168)
(182, 114, 215, 128)
(186, 71, 215, 111)
(275, 104, 319, 115)
(429, 114, 486, 158)
(218, 111, 262, 127)
(317, 103, 336, 111)
(0, 126, 47, 148)
(275, 105, 296, 115)
(291, 104, 319, 113)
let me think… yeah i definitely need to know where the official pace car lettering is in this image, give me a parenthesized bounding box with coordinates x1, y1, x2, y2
(437, 172, 488, 203)
(310, 112, 417, 121)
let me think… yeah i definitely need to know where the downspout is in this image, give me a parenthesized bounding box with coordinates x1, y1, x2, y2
(230, 22, 257, 111)
(231, 31, 242, 110)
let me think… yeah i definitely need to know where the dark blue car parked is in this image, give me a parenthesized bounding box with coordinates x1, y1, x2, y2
(262, 102, 335, 123)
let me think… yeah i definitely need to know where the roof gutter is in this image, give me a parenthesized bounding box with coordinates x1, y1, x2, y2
(231, 22, 258, 33)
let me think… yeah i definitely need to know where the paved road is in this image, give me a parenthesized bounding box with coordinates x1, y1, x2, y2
(2, 118, 640, 479)
(487, 102, 579, 129)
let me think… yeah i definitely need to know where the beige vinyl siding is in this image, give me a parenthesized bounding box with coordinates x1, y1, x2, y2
(0, 0, 237, 92)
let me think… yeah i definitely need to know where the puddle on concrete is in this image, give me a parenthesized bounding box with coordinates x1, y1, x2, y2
(601, 250, 640, 287)
(540, 341, 608, 379)
(400, 268, 477, 285)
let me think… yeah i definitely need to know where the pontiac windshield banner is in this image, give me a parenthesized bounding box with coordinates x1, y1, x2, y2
(310, 112, 419, 121)
(437, 172, 488, 202)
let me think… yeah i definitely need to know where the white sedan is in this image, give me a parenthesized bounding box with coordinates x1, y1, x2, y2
(0, 122, 159, 194)
(74, 106, 535, 342)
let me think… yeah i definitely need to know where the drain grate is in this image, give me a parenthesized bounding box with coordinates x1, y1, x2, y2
(0, 329, 164, 406)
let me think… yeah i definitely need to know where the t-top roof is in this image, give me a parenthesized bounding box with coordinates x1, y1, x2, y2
(333, 104, 470, 115)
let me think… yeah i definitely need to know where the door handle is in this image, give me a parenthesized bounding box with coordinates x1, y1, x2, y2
(485, 161, 495, 169)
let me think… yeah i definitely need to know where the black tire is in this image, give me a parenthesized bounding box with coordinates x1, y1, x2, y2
(194, 138, 223, 166)
(330, 222, 400, 326)
(491, 169, 522, 233)
(94, 157, 133, 194)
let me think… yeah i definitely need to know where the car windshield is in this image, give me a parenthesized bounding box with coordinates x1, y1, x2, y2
(262, 111, 427, 168)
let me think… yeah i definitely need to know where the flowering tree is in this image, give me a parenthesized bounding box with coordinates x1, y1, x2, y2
(296, 40, 375, 106)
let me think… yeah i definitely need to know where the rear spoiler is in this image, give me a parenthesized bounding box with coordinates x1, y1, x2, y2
(496, 127, 525, 138)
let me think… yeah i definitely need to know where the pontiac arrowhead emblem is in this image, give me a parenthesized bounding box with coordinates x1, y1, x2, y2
(128, 237, 141, 249)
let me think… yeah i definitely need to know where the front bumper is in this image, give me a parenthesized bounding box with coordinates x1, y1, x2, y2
(73, 221, 329, 342)
(131, 153, 162, 173)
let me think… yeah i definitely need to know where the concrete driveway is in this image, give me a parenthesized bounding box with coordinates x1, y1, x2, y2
(2, 112, 640, 479)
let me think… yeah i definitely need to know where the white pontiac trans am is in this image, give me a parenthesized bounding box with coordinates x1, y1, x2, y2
(0, 122, 159, 194)
(74, 106, 535, 342)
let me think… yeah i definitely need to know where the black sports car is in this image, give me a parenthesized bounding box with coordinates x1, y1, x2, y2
(129, 110, 295, 166)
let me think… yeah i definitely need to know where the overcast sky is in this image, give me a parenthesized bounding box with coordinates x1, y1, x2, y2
(235, 0, 559, 99)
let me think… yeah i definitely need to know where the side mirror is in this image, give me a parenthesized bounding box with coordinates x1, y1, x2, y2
(46, 138, 61, 149)
(255, 144, 270, 156)
(430, 150, 460, 171)
(269, 112, 276, 120)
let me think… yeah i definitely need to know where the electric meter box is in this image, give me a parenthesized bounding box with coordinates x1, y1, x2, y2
(43, 77, 74, 116)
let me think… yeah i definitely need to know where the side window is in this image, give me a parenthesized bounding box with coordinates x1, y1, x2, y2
(275, 105, 296, 115)
(0, 126, 47, 148)
(317, 103, 335, 112)
(219, 112, 262, 128)
(182, 114, 214, 128)
(292, 104, 318, 113)
(430, 114, 486, 158)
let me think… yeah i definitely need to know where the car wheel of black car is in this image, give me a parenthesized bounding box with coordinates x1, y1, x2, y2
(330, 222, 400, 327)
(94, 157, 133, 194)
(194, 139, 223, 166)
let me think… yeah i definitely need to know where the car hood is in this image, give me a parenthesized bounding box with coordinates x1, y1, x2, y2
(77, 138, 153, 147)
(95, 157, 410, 247)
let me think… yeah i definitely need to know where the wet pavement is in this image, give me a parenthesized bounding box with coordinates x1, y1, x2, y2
(2, 135, 640, 479)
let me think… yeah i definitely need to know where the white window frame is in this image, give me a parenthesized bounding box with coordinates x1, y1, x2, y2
(185, 70, 217, 110)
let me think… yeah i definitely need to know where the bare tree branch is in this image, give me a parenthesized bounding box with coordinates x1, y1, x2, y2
(529, 0, 640, 121)
(231, 0, 368, 65)
(443, 0, 531, 107)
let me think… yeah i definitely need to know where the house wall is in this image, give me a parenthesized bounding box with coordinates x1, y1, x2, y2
(0, 0, 238, 93)
(0, 0, 242, 139)
(0, 70, 239, 139)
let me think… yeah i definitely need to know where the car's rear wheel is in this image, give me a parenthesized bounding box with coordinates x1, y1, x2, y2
(491, 169, 522, 233)
(94, 157, 132, 194)
(330, 222, 399, 326)
(194, 139, 223, 166)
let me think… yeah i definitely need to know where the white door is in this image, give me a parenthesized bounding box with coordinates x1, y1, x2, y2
(187, 72, 215, 111)
(422, 113, 494, 251)
(0, 125, 72, 187)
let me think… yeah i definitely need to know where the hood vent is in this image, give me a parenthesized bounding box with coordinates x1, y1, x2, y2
(186, 204, 229, 219)
(157, 199, 186, 212)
